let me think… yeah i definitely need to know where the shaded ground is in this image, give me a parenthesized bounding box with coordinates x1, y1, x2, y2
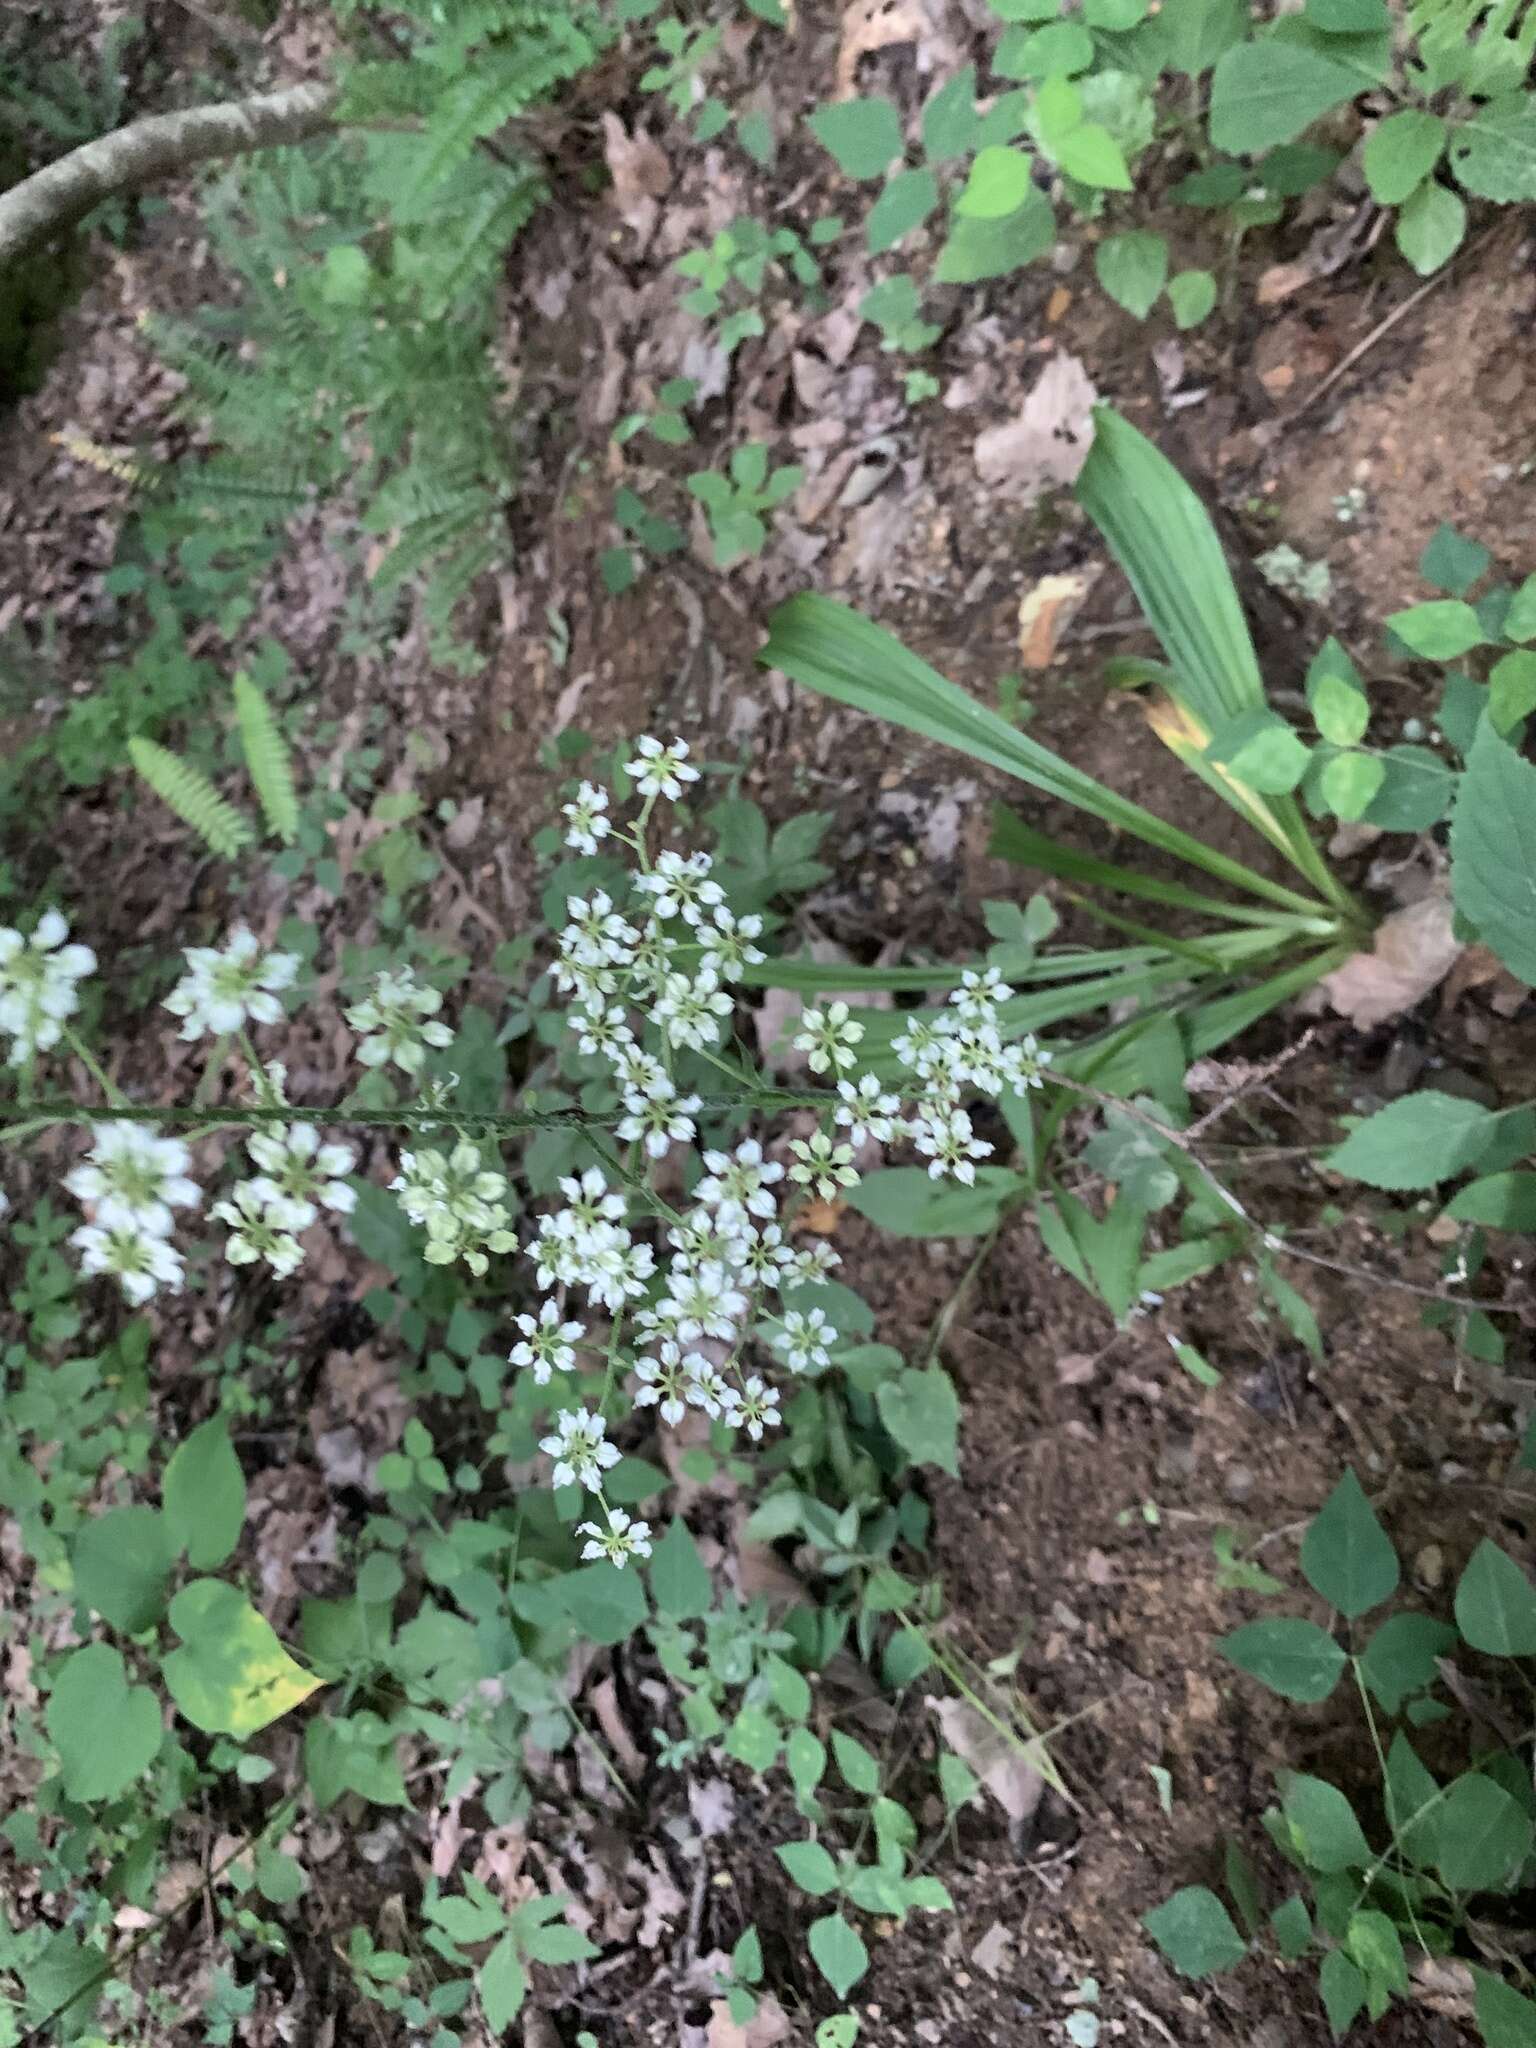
(5, 3, 1536, 2044)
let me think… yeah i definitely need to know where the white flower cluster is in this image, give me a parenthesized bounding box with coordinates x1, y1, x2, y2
(392, 1140, 515, 1276)
(345, 968, 454, 1075)
(67, 1123, 197, 1305)
(0, 910, 95, 1066)
(164, 926, 299, 1041)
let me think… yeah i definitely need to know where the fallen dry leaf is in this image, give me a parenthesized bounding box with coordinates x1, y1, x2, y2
(974, 352, 1098, 502)
(970, 1919, 1015, 1979)
(835, 0, 932, 93)
(1017, 569, 1096, 669)
(707, 1993, 793, 2048)
(600, 113, 671, 243)
(1321, 893, 1463, 1029)
(930, 1697, 1045, 1828)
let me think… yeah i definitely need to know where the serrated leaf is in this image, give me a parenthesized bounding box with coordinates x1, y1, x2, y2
(233, 672, 299, 844)
(1326, 1091, 1498, 1190)
(1209, 40, 1362, 155)
(1455, 1540, 1536, 1657)
(1142, 1887, 1247, 1978)
(479, 1934, 526, 2031)
(1094, 230, 1168, 318)
(1300, 1469, 1398, 1619)
(1220, 1618, 1346, 1702)
(809, 97, 904, 180)
(1450, 717, 1536, 986)
(1362, 109, 1445, 204)
(1446, 1172, 1536, 1229)
(46, 1643, 162, 1803)
(129, 738, 253, 860)
(162, 1416, 246, 1571)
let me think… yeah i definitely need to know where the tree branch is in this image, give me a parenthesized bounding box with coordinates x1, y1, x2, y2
(0, 81, 340, 271)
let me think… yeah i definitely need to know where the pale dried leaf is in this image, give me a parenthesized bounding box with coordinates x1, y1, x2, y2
(974, 354, 1098, 502)
(601, 113, 671, 240)
(689, 1777, 738, 1838)
(1321, 893, 1463, 1029)
(1017, 569, 1096, 669)
(835, 0, 928, 94)
(707, 1994, 793, 2048)
(971, 1920, 1015, 1978)
(930, 1697, 1045, 1825)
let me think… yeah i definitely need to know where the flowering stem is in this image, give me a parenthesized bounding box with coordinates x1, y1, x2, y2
(63, 1027, 126, 1108)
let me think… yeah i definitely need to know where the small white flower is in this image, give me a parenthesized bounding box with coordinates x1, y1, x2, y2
(164, 927, 299, 1041)
(575, 1002, 634, 1064)
(634, 850, 724, 925)
(773, 1307, 838, 1374)
(540, 1407, 621, 1492)
(834, 1075, 903, 1148)
(727, 1374, 781, 1441)
(586, 1235, 657, 1313)
(662, 1260, 747, 1343)
(635, 1345, 692, 1426)
(683, 1353, 733, 1420)
(626, 734, 699, 801)
(952, 966, 1013, 1023)
(912, 1106, 993, 1185)
(698, 905, 766, 980)
(64, 1123, 200, 1237)
(579, 1507, 652, 1567)
(212, 1182, 309, 1278)
(787, 1131, 859, 1200)
(0, 908, 96, 1064)
(71, 1216, 184, 1304)
(997, 1034, 1053, 1092)
(509, 1302, 584, 1385)
(562, 890, 638, 971)
(736, 1222, 797, 1289)
(616, 1080, 701, 1160)
(246, 1122, 356, 1225)
(390, 1141, 515, 1275)
(562, 781, 612, 856)
(696, 1139, 784, 1230)
(654, 966, 732, 1052)
(793, 1001, 864, 1076)
(346, 968, 454, 1074)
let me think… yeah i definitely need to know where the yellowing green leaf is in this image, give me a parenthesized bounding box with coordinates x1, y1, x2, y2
(163, 1579, 320, 1738)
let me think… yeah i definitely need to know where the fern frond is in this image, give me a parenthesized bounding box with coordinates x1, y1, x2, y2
(128, 738, 253, 859)
(233, 673, 299, 844)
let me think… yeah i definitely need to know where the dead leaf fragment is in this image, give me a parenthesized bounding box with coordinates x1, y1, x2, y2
(1321, 893, 1463, 1029)
(974, 352, 1098, 503)
(970, 1919, 1015, 1979)
(1017, 569, 1096, 669)
(601, 113, 671, 243)
(930, 1697, 1045, 1827)
(835, 0, 931, 93)
(707, 1993, 793, 2048)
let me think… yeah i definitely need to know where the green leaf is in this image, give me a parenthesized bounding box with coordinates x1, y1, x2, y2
(726, 1705, 781, 1771)
(1362, 109, 1445, 203)
(1308, 0, 1388, 28)
(1448, 96, 1536, 201)
(1503, 573, 1536, 643)
(46, 1643, 162, 1802)
(649, 1518, 713, 1622)
(1434, 1774, 1533, 1893)
(1270, 1895, 1312, 1960)
(1165, 0, 1250, 75)
(163, 1580, 320, 1737)
(1326, 1091, 1498, 1190)
(809, 97, 904, 180)
(787, 1726, 827, 1797)
(1095, 230, 1168, 318)
(875, 1366, 960, 1476)
(1388, 598, 1485, 658)
(1359, 1613, 1456, 1713)
(1489, 651, 1536, 734)
(808, 1913, 868, 1998)
(922, 67, 980, 161)
(1167, 269, 1217, 328)
(1420, 521, 1490, 597)
(1205, 708, 1311, 793)
(993, 20, 1094, 77)
(1055, 123, 1133, 191)
(777, 1839, 840, 1896)
(1347, 1908, 1407, 1995)
(1384, 1731, 1440, 1865)
(1395, 180, 1466, 275)
(867, 166, 940, 253)
(1450, 717, 1536, 986)
(1363, 743, 1455, 829)
(233, 672, 299, 845)
(1319, 750, 1384, 820)
(1281, 1773, 1372, 1873)
(128, 738, 252, 861)
(846, 1165, 1026, 1237)
(72, 1504, 174, 1633)
(1208, 41, 1363, 155)
(955, 144, 1035, 218)
(1472, 1969, 1536, 2048)
(479, 1934, 526, 2031)
(831, 1730, 881, 1795)
(1309, 658, 1369, 745)
(1320, 1948, 1366, 2035)
(1455, 1540, 1536, 1657)
(1085, 0, 1149, 23)
(934, 189, 1055, 281)
(1300, 1469, 1398, 1618)
(1219, 1618, 1346, 1702)
(1446, 1172, 1536, 1229)
(162, 1416, 246, 1570)
(1142, 1887, 1247, 1979)
(255, 1849, 308, 1905)
(554, 1561, 649, 1646)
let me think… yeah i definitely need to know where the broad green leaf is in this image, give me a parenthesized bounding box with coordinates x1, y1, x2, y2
(1450, 717, 1536, 986)
(922, 66, 980, 161)
(1205, 708, 1311, 793)
(1359, 1613, 1456, 1713)
(993, 20, 1094, 77)
(831, 1730, 881, 1795)
(1055, 123, 1133, 190)
(1347, 1909, 1407, 1995)
(1448, 96, 1536, 201)
(809, 97, 904, 180)
(867, 166, 939, 252)
(1309, 0, 1388, 28)
(1455, 1540, 1536, 1657)
(1309, 659, 1369, 744)
(554, 1560, 649, 1646)
(1209, 41, 1363, 155)
(725, 1705, 781, 1771)
(876, 1366, 960, 1476)
(1489, 650, 1536, 734)
(649, 1517, 713, 1621)
(1326, 1091, 1497, 1190)
(46, 1643, 162, 1803)
(1095, 230, 1168, 318)
(479, 1935, 526, 2031)
(1362, 109, 1445, 203)
(1362, 743, 1455, 829)
(846, 1165, 1026, 1238)
(1220, 1617, 1346, 1702)
(163, 1579, 320, 1737)
(1503, 573, 1536, 643)
(1281, 1773, 1371, 1872)
(1319, 750, 1383, 820)
(71, 1505, 174, 1633)
(1320, 1948, 1366, 2034)
(786, 1725, 827, 1796)
(776, 1839, 840, 1895)
(1300, 1468, 1398, 1618)
(1388, 598, 1485, 658)
(1395, 180, 1466, 274)
(1142, 1887, 1247, 1978)
(934, 189, 1055, 281)
(1384, 1732, 1441, 1864)
(1420, 523, 1490, 599)
(1270, 1895, 1312, 1959)
(955, 144, 1035, 218)
(1167, 268, 1216, 328)
(1434, 1774, 1533, 1892)
(1085, 0, 1149, 24)
(1446, 1172, 1536, 1229)
(1472, 1969, 1536, 2047)
(1165, 0, 1249, 75)
(163, 1416, 246, 1570)
(808, 1913, 868, 1998)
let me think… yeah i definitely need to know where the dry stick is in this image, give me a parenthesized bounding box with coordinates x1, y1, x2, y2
(0, 81, 340, 270)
